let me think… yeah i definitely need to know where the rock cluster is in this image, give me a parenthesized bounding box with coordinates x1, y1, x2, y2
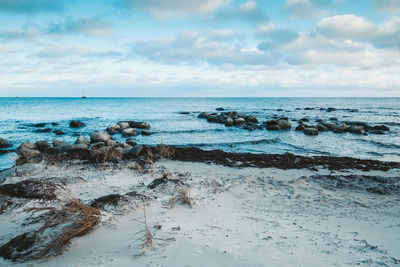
(106, 121, 152, 137)
(198, 111, 262, 131)
(0, 138, 12, 149)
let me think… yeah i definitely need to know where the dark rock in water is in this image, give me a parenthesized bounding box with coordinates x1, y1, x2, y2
(0, 231, 37, 262)
(349, 109, 358, 112)
(348, 125, 364, 134)
(75, 135, 90, 145)
(371, 125, 389, 131)
(106, 125, 121, 135)
(122, 128, 139, 137)
(35, 128, 51, 133)
(332, 123, 348, 133)
(266, 124, 281, 130)
(321, 122, 337, 129)
(276, 119, 291, 130)
(117, 122, 130, 130)
(317, 124, 329, 131)
(51, 122, 59, 126)
(69, 120, 86, 128)
(304, 128, 318, 136)
(315, 119, 323, 123)
(198, 112, 211, 119)
(178, 111, 190, 115)
(126, 138, 137, 147)
(244, 115, 258, 123)
(299, 118, 309, 123)
(233, 118, 246, 125)
(329, 117, 338, 121)
(225, 117, 234, 127)
(295, 124, 305, 131)
(90, 131, 111, 143)
(34, 141, 51, 152)
(141, 130, 152, 136)
(0, 138, 12, 148)
(276, 109, 283, 111)
(130, 122, 150, 129)
(326, 107, 336, 112)
(53, 130, 66, 136)
(216, 107, 225, 111)
(295, 108, 301, 110)
(369, 130, 385, 135)
(90, 194, 129, 209)
(304, 107, 314, 110)
(0, 180, 58, 200)
(30, 123, 47, 127)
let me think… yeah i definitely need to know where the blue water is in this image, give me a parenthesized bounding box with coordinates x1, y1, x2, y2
(1, 97, 399, 170)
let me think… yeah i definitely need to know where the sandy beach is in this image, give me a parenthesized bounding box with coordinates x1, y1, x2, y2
(1, 149, 399, 266)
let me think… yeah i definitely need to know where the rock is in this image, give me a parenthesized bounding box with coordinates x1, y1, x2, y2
(66, 143, 89, 155)
(349, 109, 358, 112)
(233, 118, 246, 125)
(125, 145, 143, 157)
(130, 122, 150, 129)
(277, 119, 291, 130)
(304, 107, 314, 110)
(115, 143, 132, 149)
(178, 112, 190, 115)
(276, 109, 283, 111)
(326, 107, 336, 112)
(141, 130, 152, 136)
(75, 135, 90, 145)
(299, 118, 309, 123)
(51, 122, 59, 126)
(122, 128, 139, 137)
(106, 125, 121, 135)
(244, 115, 258, 123)
(216, 107, 225, 111)
(295, 108, 301, 110)
(225, 117, 234, 127)
(0, 138, 12, 148)
(30, 123, 47, 127)
(53, 130, 66, 136)
(126, 138, 137, 147)
(333, 123, 348, 133)
(69, 120, 86, 128)
(295, 124, 305, 131)
(17, 143, 41, 158)
(304, 128, 319, 136)
(329, 117, 338, 121)
(266, 125, 281, 130)
(52, 140, 63, 147)
(34, 141, 51, 152)
(321, 122, 337, 129)
(55, 142, 71, 152)
(370, 130, 385, 135)
(348, 125, 364, 134)
(198, 112, 211, 119)
(91, 142, 106, 149)
(34, 128, 51, 133)
(317, 124, 329, 132)
(117, 122, 130, 130)
(371, 125, 389, 131)
(90, 131, 111, 143)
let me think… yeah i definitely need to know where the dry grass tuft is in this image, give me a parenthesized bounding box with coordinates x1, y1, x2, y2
(142, 207, 154, 252)
(26, 197, 101, 257)
(169, 187, 193, 208)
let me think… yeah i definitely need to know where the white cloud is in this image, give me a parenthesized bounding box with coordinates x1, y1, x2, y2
(0, 26, 40, 41)
(122, 0, 230, 19)
(284, 0, 339, 19)
(372, 0, 400, 16)
(213, 0, 269, 23)
(48, 17, 111, 37)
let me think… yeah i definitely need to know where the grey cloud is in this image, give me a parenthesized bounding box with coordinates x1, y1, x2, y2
(0, 0, 63, 14)
(283, 0, 338, 19)
(36, 46, 122, 58)
(213, 1, 269, 24)
(257, 28, 299, 50)
(48, 17, 111, 37)
(132, 30, 282, 66)
(121, 0, 230, 19)
(0, 26, 40, 41)
(372, 0, 400, 16)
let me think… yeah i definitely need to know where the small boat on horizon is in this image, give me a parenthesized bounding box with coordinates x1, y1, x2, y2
(82, 89, 87, 99)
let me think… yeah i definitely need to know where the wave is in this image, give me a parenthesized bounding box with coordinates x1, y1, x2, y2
(178, 138, 281, 148)
(356, 139, 400, 149)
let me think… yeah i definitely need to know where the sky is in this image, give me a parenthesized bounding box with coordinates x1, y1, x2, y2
(0, 0, 399, 97)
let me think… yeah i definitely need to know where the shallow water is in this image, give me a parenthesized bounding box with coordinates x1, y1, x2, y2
(0, 97, 399, 170)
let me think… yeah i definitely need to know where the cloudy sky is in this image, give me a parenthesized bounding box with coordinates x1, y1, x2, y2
(0, 0, 399, 97)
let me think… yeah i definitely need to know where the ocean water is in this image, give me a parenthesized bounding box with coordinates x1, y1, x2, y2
(0, 97, 399, 170)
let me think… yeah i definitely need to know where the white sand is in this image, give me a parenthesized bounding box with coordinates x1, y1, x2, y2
(0, 160, 399, 266)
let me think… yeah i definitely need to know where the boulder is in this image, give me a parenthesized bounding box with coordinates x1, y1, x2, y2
(225, 117, 234, 127)
(130, 122, 150, 129)
(216, 107, 225, 111)
(317, 124, 329, 132)
(66, 143, 89, 155)
(30, 123, 47, 127)
(233, 118, 246, 125)
(69, 120, 86, 128)
(321, 122, 337, 129)
(371, 125, 389, 131)
(329, 117, 338, 121)
(299, 118, 309, 123)
(295, 124, 305, 131)
(141, 130, 152, 136)
(17, 143, 41, 158)
(75, 135, 90, 145)
(117, 122, 130, 130)
(55, 142, 70, 152)
(304, 128, 319, 136)
(126, 138, 137, 147)
(369, 130, 385, 135)
(127, 145, 143, 157)
(34, 141, 51, 152)
(198, 112, 211, 119)
(53, 130, 66, 136)
(326, 107, 336, 112)
(277, 119, 291, 130)
(266, 125, 281, 130)
(35, 128, 51, 133)
(348, 126, 364, 134)
(90, 132, 111, 143)
(244, 115, 258, 123)
(106, 125, 121, 135)
(91, 142, 106, 149)
(0, 138, 11, 149)
(122, 128, 139, 137)
(52, 140, 63, 147)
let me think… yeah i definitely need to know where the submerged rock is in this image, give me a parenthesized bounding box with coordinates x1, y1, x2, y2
(304, 128, 318, 136)
(122, 128, 139, 137)
(106, 125, 121, 135)
(90, 131, 111, 143)
(0, 138, 12, 148)
(348, 125, 364, 134)
(130, 122, 150, 129)
(69, 120, 86, 128)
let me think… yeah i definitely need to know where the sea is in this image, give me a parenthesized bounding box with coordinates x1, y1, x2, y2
(0, 97, 399, 170)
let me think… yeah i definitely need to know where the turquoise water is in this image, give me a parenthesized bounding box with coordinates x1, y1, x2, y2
(0, 97, 399, 170)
